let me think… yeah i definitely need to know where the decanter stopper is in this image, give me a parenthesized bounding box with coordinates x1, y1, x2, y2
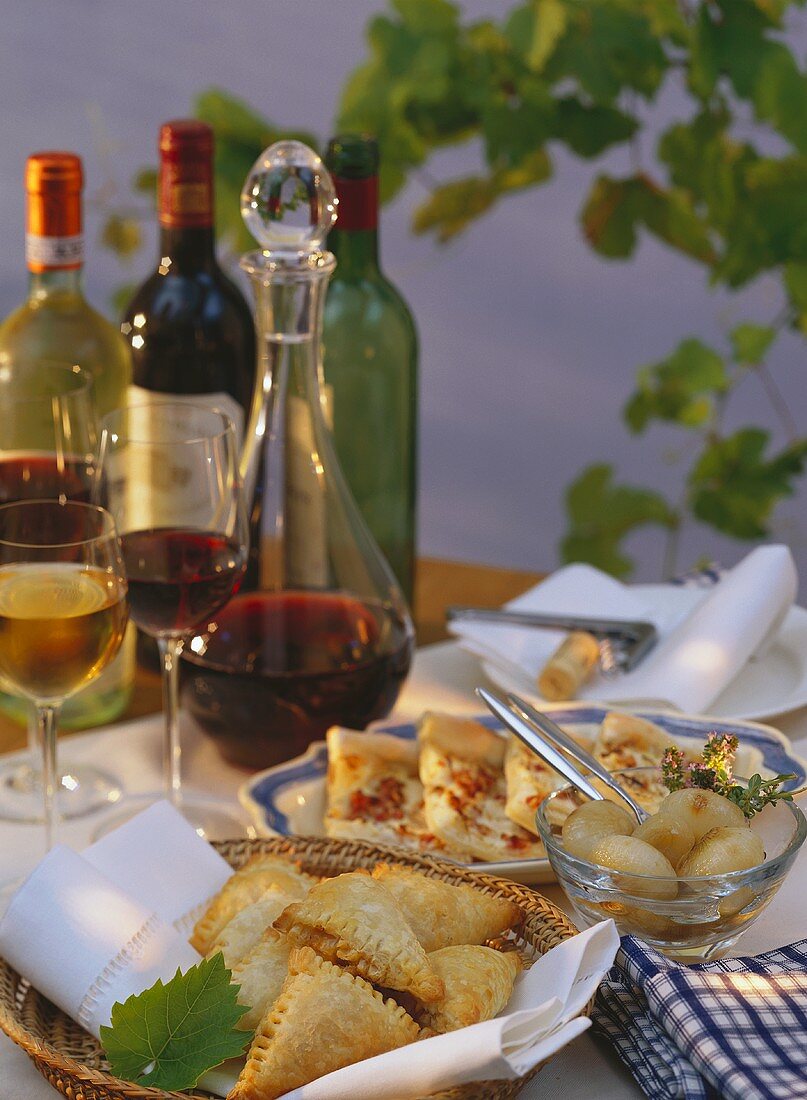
(241, 140, 337, 255)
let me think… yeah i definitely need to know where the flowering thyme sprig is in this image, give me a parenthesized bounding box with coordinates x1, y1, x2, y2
(661, 732, 795, 818)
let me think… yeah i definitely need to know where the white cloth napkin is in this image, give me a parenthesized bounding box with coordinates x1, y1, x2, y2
(205, 920, 621, 1100)
(84, 800, 232, 935)
(450, 546, 797, 712)
(0, 845, 200, 1037)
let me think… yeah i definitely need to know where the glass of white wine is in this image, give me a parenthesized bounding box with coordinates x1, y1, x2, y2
(0, 360, 129, 822)
(0, 500, 128, 853)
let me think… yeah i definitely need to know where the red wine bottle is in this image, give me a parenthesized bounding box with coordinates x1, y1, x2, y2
(120, 121, 259, 581)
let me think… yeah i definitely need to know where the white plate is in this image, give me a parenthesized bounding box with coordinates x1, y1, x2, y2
(477, 591, 807, 721)
(239, 705, 807, 886)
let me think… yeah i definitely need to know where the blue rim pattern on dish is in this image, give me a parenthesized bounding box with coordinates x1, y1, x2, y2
(244, 707, 806, 841)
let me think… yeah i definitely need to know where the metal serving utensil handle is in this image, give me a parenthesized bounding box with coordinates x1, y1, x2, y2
(448, 607, 658, 672)
(506, 693, 647, 823)
(475, 687, 606, 806)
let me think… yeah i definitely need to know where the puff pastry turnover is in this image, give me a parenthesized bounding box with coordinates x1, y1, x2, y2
(228, 946, 421, 1100)
(230, 928, 292, 1033)
(416, 945, 522, 1033)
(273, 870, 444, 1002)
(207, 886, 297, 969)
(190, 855, 314, 955)
(371, 864, 521, 952)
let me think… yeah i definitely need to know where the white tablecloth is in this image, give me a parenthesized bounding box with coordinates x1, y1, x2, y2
(1, 641, 806, 1099)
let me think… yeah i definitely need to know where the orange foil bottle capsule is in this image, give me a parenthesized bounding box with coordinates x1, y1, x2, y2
(25, 152, 84, 272)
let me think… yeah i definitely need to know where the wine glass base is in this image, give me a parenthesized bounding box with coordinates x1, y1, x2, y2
(92, 795, 258, 842)
(0, 760, 121, 823)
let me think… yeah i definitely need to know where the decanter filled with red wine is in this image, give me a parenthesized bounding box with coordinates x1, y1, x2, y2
(181, 141, 414, 769)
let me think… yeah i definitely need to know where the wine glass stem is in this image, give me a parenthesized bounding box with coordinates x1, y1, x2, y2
(36, 703, 60, 852)
(26, 708, 38, 764)
(158, 636, 184, 808)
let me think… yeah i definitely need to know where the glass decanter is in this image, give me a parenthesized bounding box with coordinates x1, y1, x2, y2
(181, 141, 415, 769)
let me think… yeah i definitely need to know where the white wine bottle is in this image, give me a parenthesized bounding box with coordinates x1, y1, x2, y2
(0, 152, 134, 728)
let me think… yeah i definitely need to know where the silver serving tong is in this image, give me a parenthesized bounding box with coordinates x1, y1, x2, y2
(476, 686, 647, 823)
(447, 606, 658, 674)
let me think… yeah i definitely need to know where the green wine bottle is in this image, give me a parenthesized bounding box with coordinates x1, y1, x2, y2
(323, 135, 418, 604)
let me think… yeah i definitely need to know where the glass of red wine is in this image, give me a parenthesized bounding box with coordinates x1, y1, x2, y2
(94, 402, 249, 837)
(0, 360, 126, 822)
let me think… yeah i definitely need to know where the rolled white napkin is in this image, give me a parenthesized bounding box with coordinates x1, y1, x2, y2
(84, 800, 233, 935)
(206, 920, 620, 1100)
(451, 546, 797, 712)
(0, 845, 200, 1037)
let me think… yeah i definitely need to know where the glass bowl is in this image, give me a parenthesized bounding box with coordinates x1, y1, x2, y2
(535, 767, 807, 960)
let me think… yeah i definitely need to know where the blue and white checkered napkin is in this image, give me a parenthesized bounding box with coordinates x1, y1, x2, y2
(593, 935, 807, 1100)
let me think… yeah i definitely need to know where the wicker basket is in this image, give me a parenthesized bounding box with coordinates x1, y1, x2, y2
(0, 836, 583, 1100)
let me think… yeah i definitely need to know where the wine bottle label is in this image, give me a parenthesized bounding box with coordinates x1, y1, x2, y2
(25, 233, 83, 270)
(160, 172, 213, 228)
(124, 386, 244, 532)
(158, 121, 214, 229)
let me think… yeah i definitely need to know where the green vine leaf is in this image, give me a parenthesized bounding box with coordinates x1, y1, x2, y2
(505, 0, 568, 73)
(729, 323, 776, 364)
(132, 168, 158, 201)
(554, 98, 638, 157)
(99, 954, 249, 1091)
(100, 215, 142, 259)
(561, 464, 676, 578)
(688, 429, 807, 539)
(546, 3, 666, 103)
(412, 177, 497, 241)
(581, 175, 715, 263)
(413, 149, 551, 241)
(624, 338, 728, 434)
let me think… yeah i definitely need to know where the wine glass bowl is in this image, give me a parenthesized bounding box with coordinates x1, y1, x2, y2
(0, 500, 128, 852)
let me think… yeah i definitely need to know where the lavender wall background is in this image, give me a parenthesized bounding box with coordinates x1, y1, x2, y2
(3, 0, 805, 586)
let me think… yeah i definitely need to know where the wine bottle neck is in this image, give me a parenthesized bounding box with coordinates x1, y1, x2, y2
(27, 267, 84, 301)
(157, 226, 217, 273)
(328, 228, 380, 276)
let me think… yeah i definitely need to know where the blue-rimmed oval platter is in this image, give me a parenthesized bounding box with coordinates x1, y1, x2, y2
(239, 704, 806, 885)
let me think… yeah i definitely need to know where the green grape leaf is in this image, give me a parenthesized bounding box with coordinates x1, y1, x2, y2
(729, 322, 776, 364)
(547, 3, 666, 103)
(132, 168, 158, 200)
(581, 175, 715, 264)
(494, 148, 552, 193)
(392, 0, 458, 34)
(784, 261, 807, 331)
(99, 215, 142, 259)
(412, 147, 551, 241)
(688, 429, 807, 539)
(554, 98, 638, 157)
(624, 338, 728, 433)
(657, 109, 750, 233)
(109, 282, 138, 317)
(561, 464, 676, 578)
(506, 0, 568, 72)
(412, 176, 497, 241)
(99, 954, 250, 1091)
(481, 88, 553, 169)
